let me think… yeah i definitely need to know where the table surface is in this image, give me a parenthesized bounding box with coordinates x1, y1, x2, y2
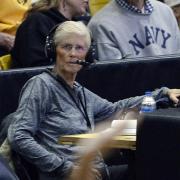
(59, 109, 180, 151)
(59, 133, 136, 150)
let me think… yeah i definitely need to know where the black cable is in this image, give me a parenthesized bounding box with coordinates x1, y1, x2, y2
(45, 69, 92, 129)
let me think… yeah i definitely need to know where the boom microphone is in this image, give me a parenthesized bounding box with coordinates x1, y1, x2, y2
(70, 60, 91, 66)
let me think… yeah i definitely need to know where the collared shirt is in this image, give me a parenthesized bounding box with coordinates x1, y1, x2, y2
(115, 0, 154, 15)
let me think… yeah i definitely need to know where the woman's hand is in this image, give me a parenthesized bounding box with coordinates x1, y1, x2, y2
(167, 89, 180, 104)
(0, 32, 15, 51)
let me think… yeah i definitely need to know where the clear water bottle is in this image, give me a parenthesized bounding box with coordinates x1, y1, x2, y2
(140, 91, 156, 113)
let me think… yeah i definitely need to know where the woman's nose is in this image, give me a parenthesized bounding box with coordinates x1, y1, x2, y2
(69, 47, 77, 56)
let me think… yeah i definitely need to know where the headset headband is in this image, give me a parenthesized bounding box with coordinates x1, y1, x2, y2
(44, 24, 61, 62)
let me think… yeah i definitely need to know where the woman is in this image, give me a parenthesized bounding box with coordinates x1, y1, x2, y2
(11, 0, 88, 68)
(8, 21, 180, 180)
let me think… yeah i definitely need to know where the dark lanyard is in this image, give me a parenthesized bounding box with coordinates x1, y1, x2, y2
(46, 70, 91, 129)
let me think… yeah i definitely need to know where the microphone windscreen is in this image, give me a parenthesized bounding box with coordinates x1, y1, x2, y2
(70, 60, 91, 66)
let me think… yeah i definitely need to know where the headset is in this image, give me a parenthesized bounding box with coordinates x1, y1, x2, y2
(44, 24, 59, 63)
(44, 23, 98, 64)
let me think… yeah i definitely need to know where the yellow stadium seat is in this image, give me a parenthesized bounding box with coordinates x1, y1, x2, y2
(0, 54, 12, 70)
(89, 0, 110, 15)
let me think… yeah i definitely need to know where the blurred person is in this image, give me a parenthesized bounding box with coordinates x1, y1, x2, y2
(89, 0, 111, 15)
(88, 0, 180, 61)
(12, 0, 89, 68)
(0, 0, 31, 56)
(7, 21, 180, 180)
(70, 121, 127, 180)
(164, 0, 180, 27)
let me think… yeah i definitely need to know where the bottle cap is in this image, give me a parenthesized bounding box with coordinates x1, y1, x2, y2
(145, 91, 152, 96)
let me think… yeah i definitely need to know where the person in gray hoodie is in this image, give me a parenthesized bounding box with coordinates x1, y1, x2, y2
(8, 21, 180, 180)
(88, 0, 180, 61)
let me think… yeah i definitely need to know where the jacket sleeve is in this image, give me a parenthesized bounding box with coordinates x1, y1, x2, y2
(88, 21, 124, 61)
(169, 8, 180, 52)
(86, 87, 169, 122)
(8, 77, 73, 173)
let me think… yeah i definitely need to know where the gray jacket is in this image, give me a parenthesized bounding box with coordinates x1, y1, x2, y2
(8, 71, 168, 175)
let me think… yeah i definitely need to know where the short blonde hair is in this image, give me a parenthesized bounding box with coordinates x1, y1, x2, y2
(53, 21, 91, 49)
(26, 0, 60, 17)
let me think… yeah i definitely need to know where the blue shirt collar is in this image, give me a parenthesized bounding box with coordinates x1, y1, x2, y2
(115, 0, 154, 15)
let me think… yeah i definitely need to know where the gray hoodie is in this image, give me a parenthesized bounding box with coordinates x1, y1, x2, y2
(88, 0, 180, 61)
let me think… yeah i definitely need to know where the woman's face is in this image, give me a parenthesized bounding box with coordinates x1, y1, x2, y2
(55, 34, 88, 75)
(65, 0, 89, 16)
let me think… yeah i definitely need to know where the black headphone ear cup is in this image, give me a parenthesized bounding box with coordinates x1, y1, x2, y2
(85, 40, 98, 63)
(45, 35, 56, 62)
(45, 23, 61, 63)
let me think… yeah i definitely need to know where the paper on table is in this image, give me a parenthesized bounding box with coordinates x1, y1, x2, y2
(111, 119, 137, 135)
